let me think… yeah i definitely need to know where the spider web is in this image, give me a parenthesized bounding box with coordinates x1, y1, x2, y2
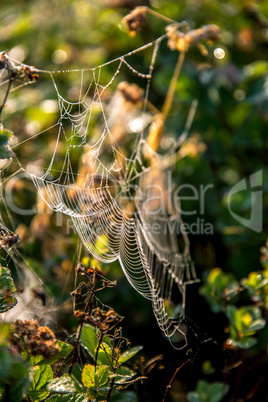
(1, 35, 198, 343)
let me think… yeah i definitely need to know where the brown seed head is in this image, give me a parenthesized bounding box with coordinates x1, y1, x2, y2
(122, 6, 147, 37)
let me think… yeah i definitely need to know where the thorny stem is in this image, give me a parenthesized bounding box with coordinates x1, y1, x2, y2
(161, 51, 185, 120)
(162, 359, 189, 402)
(68, 270, 97, 375)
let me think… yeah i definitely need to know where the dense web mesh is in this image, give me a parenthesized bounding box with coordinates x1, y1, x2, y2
(1, 35, 198, 342)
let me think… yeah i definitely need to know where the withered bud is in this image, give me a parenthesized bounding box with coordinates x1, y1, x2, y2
(74, 310, 82, 317)
(0, 232, 19, 249)
(122, 6, 147, 37)
(75, 262, 86, 275)
(0, 52, 8, 70)
(166, 23, 220, 53)
(22, 65, 39, 81)
(86, 265, 103, 277)
(117, 81, 144, 106)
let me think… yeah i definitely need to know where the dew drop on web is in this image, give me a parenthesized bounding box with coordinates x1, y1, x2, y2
(111, 160, 121, 172)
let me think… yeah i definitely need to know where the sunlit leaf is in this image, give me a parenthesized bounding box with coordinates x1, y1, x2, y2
(81, 364, 95, 388)
(113, 366, 136, 384)
(48, 374, 77, 393)
(95, 365, 109, 388)
(97, 341, 113, 366)
(46, 395, 87, 402)
(28, 364, 53, 401)
(80, 325, 98, 358)
(118, 345, 143, 364)
(0, 266, 17, 313)
(0, 266, 15, 291)
(0, 128, 13, 146)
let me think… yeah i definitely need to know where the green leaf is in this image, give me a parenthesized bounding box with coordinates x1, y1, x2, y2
(226, 305, 238, 328)
(28, 365, 53, 401)
(247, 318, 266, 332)
(48, 374, 77, 393)
(187, 380, 229, 402)
(0, 128, 15, 160)
(46, 395, 87, 402)
(187, 393, 201, 402)
(113, 366, 136, 384)
(199, 268, 239, 313)
(0, 294, 17, 313)
(0, 344, 31, 401)
(118, 345, 143, 364)
(29, 355, 45, 367)
(95, 365, 109, 388)
(208, 382, 229, 402)
(57, 341, 74, 358)
(0, 128, 13, 146)
(0, 146, 15, 159)
(0, 346, 11, 380)
(81, 364, 95, 388)
(0, 266, 17, 313)
(109, 390, 137, 401)
(226, 305, 265, 334)
(0, 266, 16, 291)
(97, 341, 113, 366)
(9, 376, 31, 402)
(243, 61, 268, 80)
(232, 336, 257, 349)
(102, 335, 112, 348)
(81, 364, 109, 390)
(37, 341, 73, 365)
(0, 322, 11, 343)
(80, 325, 98, 358)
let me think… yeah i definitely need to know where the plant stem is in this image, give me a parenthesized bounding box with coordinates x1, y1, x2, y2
(0, 76, 13, 123)
(146, 51, 185, 155)
(106, 377, 115, 402)
(68, 270, 97, 375)
(162, 359, 189, 402)
(161, 51, 185, 120)
(144, 6, 178, 25)
(94, 330, 104, 368)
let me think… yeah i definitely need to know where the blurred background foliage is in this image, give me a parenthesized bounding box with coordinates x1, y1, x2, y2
(0, 0, 268, 401)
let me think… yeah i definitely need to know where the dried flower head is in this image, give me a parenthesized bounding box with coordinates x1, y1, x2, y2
(0, 224, 19, 250)
(0, 232, 19, 250)
(75, 262, 103, 280)
(9, 320, 59, 359)
(90, 307, 122, 333)
(122, 6, 147, 37)
(166, 23, 220, 53)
